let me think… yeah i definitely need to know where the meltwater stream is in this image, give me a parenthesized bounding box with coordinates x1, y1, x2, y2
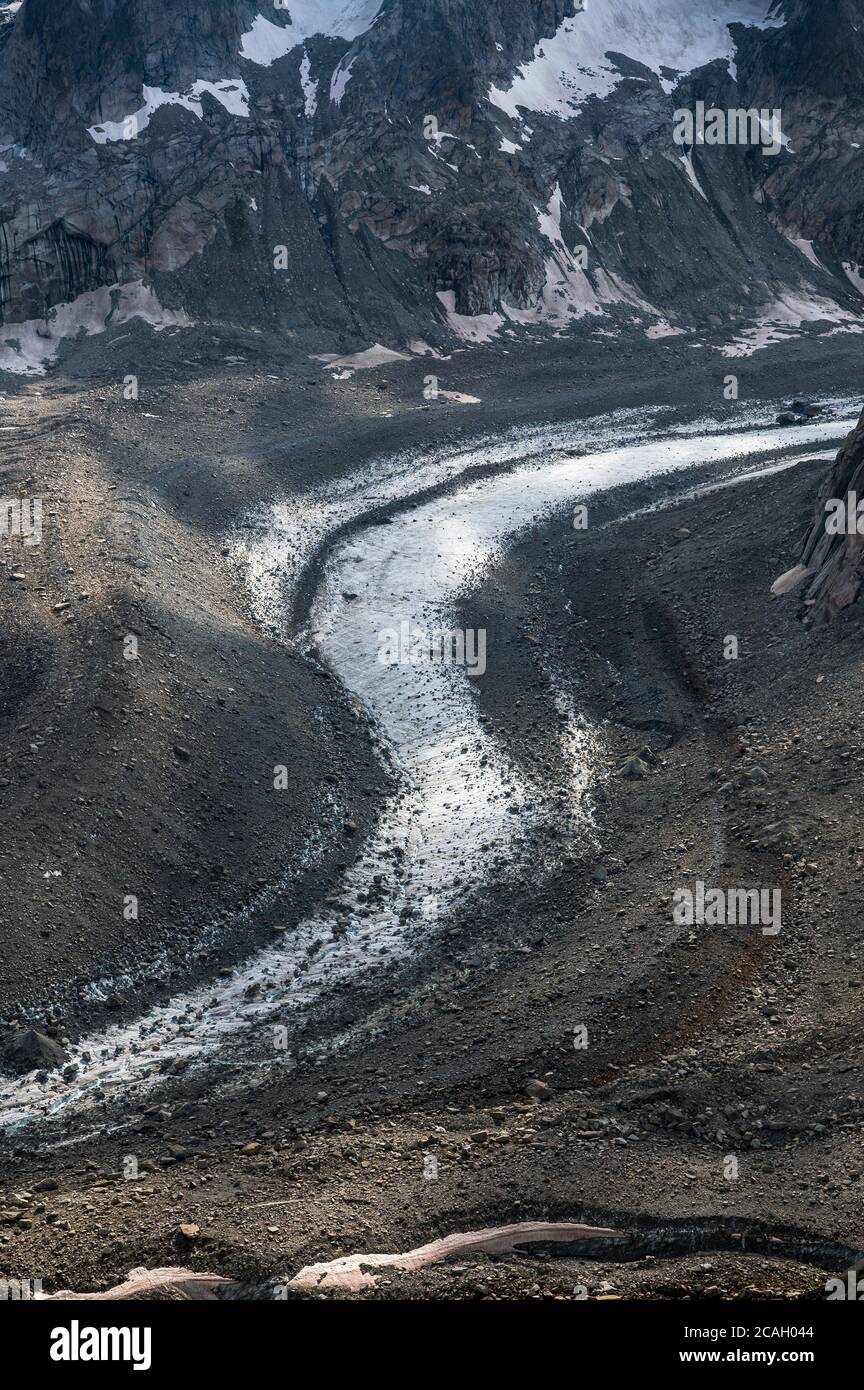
(1, 403, 857, 1132)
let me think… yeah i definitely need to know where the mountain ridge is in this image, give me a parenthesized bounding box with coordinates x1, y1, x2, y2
(0, 0, 862, 373)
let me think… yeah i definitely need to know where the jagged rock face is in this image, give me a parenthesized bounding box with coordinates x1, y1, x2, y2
(1, 0, 255, 142)
(736, 0, 864, 276)
(799, 410, 864, 622)
(0, 0, 863, 368)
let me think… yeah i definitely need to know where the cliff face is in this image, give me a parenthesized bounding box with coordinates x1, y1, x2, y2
(1, 0, 864, 370)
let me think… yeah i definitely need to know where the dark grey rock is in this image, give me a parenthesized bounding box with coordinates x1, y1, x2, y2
(0, 1028, 69, 1075)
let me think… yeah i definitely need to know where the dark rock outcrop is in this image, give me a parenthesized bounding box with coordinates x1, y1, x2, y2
(0, 1027, 69, 1074)
(798, 409, 864, 622)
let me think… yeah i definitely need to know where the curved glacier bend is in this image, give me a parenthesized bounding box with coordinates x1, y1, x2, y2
(0, 403, 858, 1133)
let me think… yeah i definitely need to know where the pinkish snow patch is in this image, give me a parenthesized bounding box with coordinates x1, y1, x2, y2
(39, 1267, 234, 1301)
(312, 343, 412, 372)
(646, 321, 687, 339)
(718, 289, 864, 358)
(439, 389, 481, 404)
(33, 1223, 622, 1298)
(286, 1220, 622, 1291)
(0, 281, 191, 376)
(437, 290, 506, 343)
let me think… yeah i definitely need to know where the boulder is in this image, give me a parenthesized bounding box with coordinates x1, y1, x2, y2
(0, 1029, 69, 1075)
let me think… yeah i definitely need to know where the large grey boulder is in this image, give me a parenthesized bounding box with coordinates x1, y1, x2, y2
(0, 1028, 69, 1075)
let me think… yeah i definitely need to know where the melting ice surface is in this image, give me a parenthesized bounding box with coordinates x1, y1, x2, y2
(1, 403, 858, 1131)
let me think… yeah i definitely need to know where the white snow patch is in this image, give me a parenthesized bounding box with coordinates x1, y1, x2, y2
(678, 151, 708, 200)
(439, 390, 481, 404)
(437, 291, 505, 344)
(499, 136, 522, 154)
(788, 236, 823, 269)
(0, 282, 191, 377)
(330, 56, 356, 105)
(408, 339, 447, 358)
(240, 14, 295, 65)
(488, 1, 784, 120)
(646, 321, 687, 339)
(299, 49, 318, 118)
(88, 80, 249, 142)
(408, 337, 450, 358)
(822, 323, 864, 341)
(288, 1222, 616, 1291)
(240, 2, 383, 63)
(312, 344, 411, 372)
(409, 183, 432, 195)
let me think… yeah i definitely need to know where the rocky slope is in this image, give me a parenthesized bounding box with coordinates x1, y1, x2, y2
(4, 381, 864, 1303)
(0, 0, 863, 373)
